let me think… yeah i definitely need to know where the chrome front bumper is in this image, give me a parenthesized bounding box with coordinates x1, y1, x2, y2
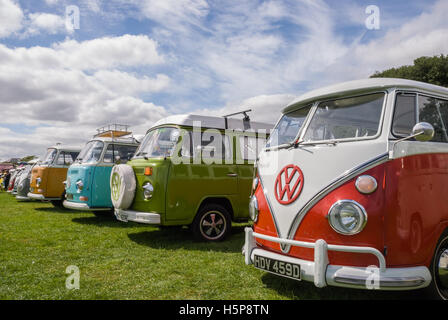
(244, 228, 431, 290)
(16, 195, 31, 201)
(27, 192, 45, 200)
(114, 208, 161, 224)
(63, 200, 110, 212)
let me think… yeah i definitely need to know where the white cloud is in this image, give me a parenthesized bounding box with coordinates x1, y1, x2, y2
(0, 34, 170, 158)
(135, 0, 209, 32)
(53, 34, 164, 69)
(26, 12, 66, 36)
(2, 0, 448, 159)
(44, 0, 59, 5)
(0, 0, 24, 38)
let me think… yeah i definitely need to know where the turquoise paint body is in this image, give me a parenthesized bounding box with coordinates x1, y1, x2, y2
(65, 164, 113, 209)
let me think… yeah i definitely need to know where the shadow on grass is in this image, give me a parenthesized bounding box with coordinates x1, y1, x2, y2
(34, 207, 74, 213)
(71, 215, 150, 229)
(260, 272, 425, 300)
(127, 225, 247, 253)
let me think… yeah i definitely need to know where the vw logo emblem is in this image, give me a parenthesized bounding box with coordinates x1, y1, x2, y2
(274, 165, 304, 205)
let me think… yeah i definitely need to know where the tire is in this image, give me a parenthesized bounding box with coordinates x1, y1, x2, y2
(51, 200, 64, 208)
(110, 164, 136, 210)
(51, 191, 66, 209)
(93, 209, 113, 217)
(424, 230, 448, 300)
(192, 204, 231, 242)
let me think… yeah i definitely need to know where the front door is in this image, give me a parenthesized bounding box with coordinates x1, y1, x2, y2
(165, 130, 238, 222)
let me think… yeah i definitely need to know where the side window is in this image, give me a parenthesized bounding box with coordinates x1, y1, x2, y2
(419, 96, 448, 143)
(56, 152, 75, 165)
(199, 133, 231, 160)
(69, 152, 79, 162)
(104, 144, 138, 163)
(238, 135, 267, 161)
(392, 93, 416, 137)
(116, 145, 138, 162)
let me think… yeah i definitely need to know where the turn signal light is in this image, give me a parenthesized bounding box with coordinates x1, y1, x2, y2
(355, 175, 377, 194)
(79, 196, 89, 201)
(144, 167, 153, 176)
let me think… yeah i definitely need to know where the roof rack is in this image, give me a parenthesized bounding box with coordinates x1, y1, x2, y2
(223, 109, 252, 129)
(95, 124, 132, 139)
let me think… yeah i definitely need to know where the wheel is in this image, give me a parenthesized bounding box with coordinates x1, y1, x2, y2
(50, 200, 64, 208)
(93, 209, 114, 216)
(192, 204, 231, 242)
(425, 230, 448, 300)
(51, 191, 66, 209)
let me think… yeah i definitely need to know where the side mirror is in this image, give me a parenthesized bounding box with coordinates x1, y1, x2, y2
(114, 155, 121, 164)
(412, 122, 434, 142)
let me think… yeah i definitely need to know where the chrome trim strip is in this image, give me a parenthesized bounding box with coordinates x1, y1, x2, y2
(27, 193, 60, 201)
(333, 275, 426, 288)
(282, 152, 390, 253)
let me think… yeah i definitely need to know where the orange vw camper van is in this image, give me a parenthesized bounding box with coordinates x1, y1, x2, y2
(28, 144, 81, 207)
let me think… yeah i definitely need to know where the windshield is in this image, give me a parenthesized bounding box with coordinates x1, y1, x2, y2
(42, 148, 57, 165)
(302, 92, 385, 143)
(77, 140, 104, 164)
(134, 127, 180, 158)
(266, 105, 312, 148)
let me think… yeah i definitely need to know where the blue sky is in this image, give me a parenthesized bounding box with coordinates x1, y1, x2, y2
(0, 0, 448, 159)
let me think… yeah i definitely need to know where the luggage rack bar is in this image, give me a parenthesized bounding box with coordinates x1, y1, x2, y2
(95, 124, 132, 139)
(223, 109, 252, 130)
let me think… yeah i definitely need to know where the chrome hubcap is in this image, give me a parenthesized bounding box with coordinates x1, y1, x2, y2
(200, 211, 226, 240)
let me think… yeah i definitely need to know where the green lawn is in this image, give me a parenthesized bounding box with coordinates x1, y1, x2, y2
(0, 192, 420, 300)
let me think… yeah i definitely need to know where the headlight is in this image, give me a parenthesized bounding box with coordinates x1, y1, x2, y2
(65, 177, 71, 189)
(142, 181, 154, 200)
(76, 180, 84, 193)
(355, 175, 377, 194)
(328, 200, 367, 235)
(249, 195, 259, 222)
(252, 176, 259, 194)
(36, 177, 41, 187)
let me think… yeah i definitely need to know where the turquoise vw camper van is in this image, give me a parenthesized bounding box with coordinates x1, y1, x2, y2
(63, 125, 140, 214)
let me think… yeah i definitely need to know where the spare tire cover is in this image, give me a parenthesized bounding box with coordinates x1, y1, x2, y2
(110, 164, 136, 210)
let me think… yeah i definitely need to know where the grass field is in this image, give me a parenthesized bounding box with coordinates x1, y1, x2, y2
(0, 192, 424, 300)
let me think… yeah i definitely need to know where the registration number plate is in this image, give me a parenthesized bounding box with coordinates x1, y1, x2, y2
(253, 255, 301, 281)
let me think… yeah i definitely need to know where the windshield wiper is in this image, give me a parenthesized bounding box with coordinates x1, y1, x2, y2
(301, 140, 339, 146)
(137, 152, 149, 160)
(264, 142, 294, 152)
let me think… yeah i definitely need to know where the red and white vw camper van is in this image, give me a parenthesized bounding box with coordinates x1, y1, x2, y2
(244, 78, 448, 299)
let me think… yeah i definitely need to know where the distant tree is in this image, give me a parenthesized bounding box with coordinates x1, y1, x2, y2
(371, 55, 448, 87)
(20, 155, 37, 162)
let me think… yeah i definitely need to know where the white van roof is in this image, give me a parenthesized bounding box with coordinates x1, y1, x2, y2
(152, 114, 274, 132)
(283, 78, 448, 114)
(49, 145, 82, 152)
(91, 136, 140, 145)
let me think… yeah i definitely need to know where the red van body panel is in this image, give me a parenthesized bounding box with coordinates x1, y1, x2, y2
(253, 154, 448, 268)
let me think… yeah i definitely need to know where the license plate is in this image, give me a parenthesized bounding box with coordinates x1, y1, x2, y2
(253, 255, 301, 281)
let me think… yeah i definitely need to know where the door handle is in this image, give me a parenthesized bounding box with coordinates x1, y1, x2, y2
(227, 173, 238, 177)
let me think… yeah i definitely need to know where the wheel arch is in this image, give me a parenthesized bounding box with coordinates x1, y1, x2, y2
(196, 196, 235, 221)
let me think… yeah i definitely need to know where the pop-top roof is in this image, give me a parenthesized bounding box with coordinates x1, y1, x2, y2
(151, 114, 274, 132)
(49, 144, 81, 152)
(283, 78, 448, 114)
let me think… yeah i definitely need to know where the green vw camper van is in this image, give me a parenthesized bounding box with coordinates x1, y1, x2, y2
(111, 113, 273, 241)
